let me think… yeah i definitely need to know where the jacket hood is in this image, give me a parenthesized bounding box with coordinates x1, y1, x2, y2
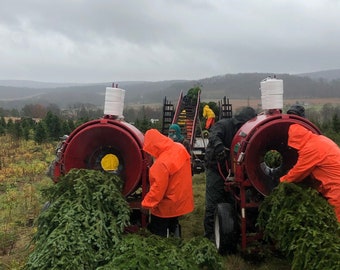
(287, 104, 305, 117)
(143, 129, 173, 158)
(233, 106, 257, 124)
(144, 128, 190, 173)
(287, 124, 313, 150)
(168, 124, 184, 142)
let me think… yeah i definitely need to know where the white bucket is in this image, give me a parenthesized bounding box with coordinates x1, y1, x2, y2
(261, 94, 283, 110)
(104, 87, 126, 117)
(260, 77, 283, 110)
(260, 78, 283, 95)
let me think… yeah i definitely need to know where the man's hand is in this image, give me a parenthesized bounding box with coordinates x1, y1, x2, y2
(216, 150, 226, 162)
(215, 144, 228, 162)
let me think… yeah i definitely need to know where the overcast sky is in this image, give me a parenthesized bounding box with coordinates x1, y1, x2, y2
(1, 0, 339, 83)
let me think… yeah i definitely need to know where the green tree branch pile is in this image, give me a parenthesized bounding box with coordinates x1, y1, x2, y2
(98, 234, 222, 270)
(25, 169, 222, 270)
(257, 182, 340, 270)
(25, 169, 131, 270)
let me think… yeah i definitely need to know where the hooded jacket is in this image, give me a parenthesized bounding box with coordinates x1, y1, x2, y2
(280, 124, 340, 222)
(168, 124, 191, 154)
(168, 124, 184, 142)
(203, 105, 215, 119)
(142, 129, 194, 218)
(205, 107, 257, 169)
(287, 104, 305, 117)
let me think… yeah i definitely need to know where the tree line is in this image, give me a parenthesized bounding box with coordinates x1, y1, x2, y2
(0, 101, 340, 145)
(0, 103, 163, 143)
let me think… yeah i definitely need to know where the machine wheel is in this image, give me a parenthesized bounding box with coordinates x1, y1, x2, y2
(214, 203, 238, 254)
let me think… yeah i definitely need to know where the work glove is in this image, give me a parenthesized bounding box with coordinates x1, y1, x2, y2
(215, 145, 227, 162)
(216, 150, 226, 162)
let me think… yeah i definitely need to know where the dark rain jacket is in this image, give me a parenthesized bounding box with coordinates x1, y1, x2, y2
(280, 124, 340, 222)
(141, 129, 194, 218)
(205, 107, 257, 170)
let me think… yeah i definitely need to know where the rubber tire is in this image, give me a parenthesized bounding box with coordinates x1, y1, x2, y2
(214, 203, 238, 254)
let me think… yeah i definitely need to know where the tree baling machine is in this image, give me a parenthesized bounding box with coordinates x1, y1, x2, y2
(49, 85, 152, 231)
(214, 109, 321, 254)
(214, 77, 321, 253)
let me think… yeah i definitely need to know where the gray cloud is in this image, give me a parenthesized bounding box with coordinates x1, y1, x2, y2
(1, 0, 339, 83)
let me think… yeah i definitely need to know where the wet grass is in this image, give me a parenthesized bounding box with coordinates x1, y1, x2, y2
(181, 173, 291, 270)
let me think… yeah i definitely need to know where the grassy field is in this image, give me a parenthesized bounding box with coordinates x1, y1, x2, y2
(181, 174, 291, 270)
(0, 136, 54, 269)
(0, 135, 291, 269)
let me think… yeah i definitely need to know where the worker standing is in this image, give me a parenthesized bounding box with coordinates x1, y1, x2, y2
(141, 129, 194, 237)
(203, 104, 216, 130)
(280, 124, 340, 222)
(203, 107, 257, 241)
(168, 123, 191, 154)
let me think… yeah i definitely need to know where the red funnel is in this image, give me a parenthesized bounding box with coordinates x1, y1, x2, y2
(55, 118, 150, 197)
(231, 113, 321, 196)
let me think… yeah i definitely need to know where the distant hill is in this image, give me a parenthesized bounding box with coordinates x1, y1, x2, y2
(1, 70, 340, 110)
(296, 69, 340, 81)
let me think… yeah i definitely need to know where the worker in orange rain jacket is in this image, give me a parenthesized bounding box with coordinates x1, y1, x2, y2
(280, 124, 340, 222)
(141, 129, 194, 237)
(203, 104, 216, 130)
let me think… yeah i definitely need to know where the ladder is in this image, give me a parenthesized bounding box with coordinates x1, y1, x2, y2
(219, 96, 233, 119)
(161, 96, 175, 136)
(171, 90, 201, 148)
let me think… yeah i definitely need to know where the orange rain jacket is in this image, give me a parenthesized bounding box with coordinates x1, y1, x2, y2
(280, 124, 340, 222)
(141, 129, 194, 218)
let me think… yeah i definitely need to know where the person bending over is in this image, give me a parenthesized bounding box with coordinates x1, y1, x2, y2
(280, 124, 340, 222)
(142, 129, 194, 237)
